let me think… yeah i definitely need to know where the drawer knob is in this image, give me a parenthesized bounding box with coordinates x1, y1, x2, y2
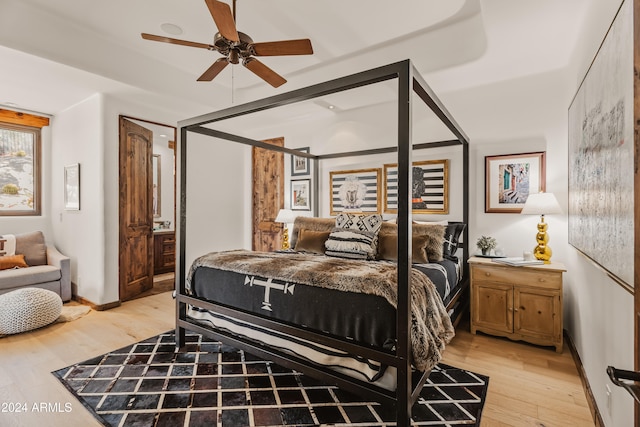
(484, 272, 491, 277)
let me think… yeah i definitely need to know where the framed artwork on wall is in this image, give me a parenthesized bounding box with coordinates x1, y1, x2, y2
(64, 163, 80, 211)
(290, 147, 310, 176)
(485, 152, 545, 213)
(329, 168, 381, 215)
(568, 0, 633, 291)
(291, 179, 311, 211)
(383, 159, 449, 214)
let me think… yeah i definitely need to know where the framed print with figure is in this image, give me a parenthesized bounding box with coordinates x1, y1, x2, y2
(291, 179, 311, 211)
(329, 168, 381, 215)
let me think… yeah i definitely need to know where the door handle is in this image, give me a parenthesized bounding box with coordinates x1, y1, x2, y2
(607, 366, 640, 403)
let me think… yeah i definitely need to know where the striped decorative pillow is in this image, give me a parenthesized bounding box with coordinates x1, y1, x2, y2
(325, 228, 378, 260)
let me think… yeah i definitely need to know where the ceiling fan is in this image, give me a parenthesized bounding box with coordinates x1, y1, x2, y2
(141, 0, 313, 88)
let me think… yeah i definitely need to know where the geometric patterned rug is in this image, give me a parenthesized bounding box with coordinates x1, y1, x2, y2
(52, 331, 488, 426)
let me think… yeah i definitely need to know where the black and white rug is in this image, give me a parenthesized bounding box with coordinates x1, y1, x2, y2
(53, 331, 488, 426)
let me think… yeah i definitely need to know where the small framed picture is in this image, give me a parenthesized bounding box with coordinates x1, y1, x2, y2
(329, 168, 382, 215)
(291, 147, 310, 176)
(485, 152, 545, 213)
(291, 179, 311, 211)
(64, 163, 80, 211)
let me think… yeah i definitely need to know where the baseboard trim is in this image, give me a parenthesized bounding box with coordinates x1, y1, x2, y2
(73, 295, 121, 311)
(564, 330, 605, 427)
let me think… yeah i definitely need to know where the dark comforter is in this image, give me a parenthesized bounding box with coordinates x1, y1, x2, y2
(186, 250, 455, 372)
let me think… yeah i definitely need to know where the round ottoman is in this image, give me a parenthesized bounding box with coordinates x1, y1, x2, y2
(0, 288, 63, 335)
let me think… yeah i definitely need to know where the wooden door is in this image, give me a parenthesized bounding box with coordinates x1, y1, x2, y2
(252, 137, 284, 251)
(119, 117, 154, 301)
(472, 282, 513, 334)
(514, 288, 560, 341)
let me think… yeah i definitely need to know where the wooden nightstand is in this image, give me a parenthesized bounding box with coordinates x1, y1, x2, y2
(468, 256, 566, 352)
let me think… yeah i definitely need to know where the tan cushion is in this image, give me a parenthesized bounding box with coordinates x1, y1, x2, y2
(380, 223, 445, 262)
(377, 233, 430, 264)
(294, 229, 330, 254)
(15, 231, 47, 266)
(0, 254, 28, 270)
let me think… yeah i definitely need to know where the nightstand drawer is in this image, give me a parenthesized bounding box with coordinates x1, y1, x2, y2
(471, 264, 561, 290)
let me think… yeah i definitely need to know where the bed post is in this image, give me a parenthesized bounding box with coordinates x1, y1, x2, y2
(176, 126, 187, 349)
(396, 60, 413, 427)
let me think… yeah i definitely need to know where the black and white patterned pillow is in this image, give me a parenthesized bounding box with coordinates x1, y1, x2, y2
(325, 228, 378, 260)
(443, 222, 466, 261)
(334, 213, 383, 233)
(325, 213, 383, 260)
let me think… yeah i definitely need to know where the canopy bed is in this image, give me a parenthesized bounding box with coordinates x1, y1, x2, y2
(176, 59, 470, 426)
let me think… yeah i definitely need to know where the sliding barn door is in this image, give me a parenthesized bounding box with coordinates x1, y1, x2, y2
(252, 137, 284, 252)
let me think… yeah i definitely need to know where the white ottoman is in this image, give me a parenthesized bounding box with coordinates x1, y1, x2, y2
(0, 288, 62, 335)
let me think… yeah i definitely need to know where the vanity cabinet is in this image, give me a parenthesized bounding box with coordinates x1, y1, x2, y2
(153, 230, 175, 275)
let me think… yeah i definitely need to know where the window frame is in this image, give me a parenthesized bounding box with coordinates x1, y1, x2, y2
(0, 121, 42, 216)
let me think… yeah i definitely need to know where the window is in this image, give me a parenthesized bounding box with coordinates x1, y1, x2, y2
(0, 110, 48, 216)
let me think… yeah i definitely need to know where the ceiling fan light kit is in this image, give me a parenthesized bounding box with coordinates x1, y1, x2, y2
(141, 0, 313, 87)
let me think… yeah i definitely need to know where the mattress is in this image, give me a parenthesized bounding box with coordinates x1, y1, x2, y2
(189, 258, 458, 350)
(184, 250, 457, 389)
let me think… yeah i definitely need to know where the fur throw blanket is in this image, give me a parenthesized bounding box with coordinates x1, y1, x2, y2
(187, 250, 455, 372)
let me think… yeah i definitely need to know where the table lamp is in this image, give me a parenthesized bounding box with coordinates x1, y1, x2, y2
(520, 192, 562, 263)
(275, 209, 296, 250)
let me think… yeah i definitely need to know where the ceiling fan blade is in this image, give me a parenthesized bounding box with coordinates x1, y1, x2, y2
(197, 58, 229, 81)
(243, 58, 287, 88)
(141, 33, 212, 49)
(205, 0, 239, 42)
(250, 39, 313, 56)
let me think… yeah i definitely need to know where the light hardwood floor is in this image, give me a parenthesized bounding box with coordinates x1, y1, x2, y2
(0, 292, 594, 426)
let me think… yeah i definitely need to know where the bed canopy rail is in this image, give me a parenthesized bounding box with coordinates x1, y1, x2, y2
(177, 59, 469, 427)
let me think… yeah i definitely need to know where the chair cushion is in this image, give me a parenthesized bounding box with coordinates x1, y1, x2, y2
(15, 231, 47, 266)
(0, 288, 62, 335)
(0, 265, 61, 291)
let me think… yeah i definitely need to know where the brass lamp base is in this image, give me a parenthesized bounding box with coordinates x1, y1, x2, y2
(533, 215, 552, 263)
(281, 227, 290, 250)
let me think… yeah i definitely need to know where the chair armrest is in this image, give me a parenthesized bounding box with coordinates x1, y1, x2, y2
(47, 246, 71, 301)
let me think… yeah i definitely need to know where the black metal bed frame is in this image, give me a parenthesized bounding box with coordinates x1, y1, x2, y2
(176, 59, 470, 427)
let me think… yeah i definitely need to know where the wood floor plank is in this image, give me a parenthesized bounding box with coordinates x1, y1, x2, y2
(0, 292, 594, 426)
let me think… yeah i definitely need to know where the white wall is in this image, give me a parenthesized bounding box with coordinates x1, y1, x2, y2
(562, 1, 635, 425)
(181, 132, 247, 269)
(50, 94, 105, 302)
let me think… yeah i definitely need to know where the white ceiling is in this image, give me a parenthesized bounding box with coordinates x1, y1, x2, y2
(0, 0, 600, 119)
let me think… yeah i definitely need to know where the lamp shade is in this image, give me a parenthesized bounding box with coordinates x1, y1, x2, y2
(520, 192, 562, 215)
(275, 209, 296, 224)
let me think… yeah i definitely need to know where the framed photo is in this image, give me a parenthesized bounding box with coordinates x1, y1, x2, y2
(291, 147, 310, 176)
(291, 179, 311, 211)
(485, 152, 545, 213)
(329, 168, 381, 215)
(568, 0, 633, 290)
(64, 163, 80, 211)
(383, 159, 449, 214)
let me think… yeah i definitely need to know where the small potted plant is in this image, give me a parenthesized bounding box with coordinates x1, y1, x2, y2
(477, 235, 497, 256)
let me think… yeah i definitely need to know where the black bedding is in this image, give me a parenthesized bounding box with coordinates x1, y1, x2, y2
(189, 255, 459, 352)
